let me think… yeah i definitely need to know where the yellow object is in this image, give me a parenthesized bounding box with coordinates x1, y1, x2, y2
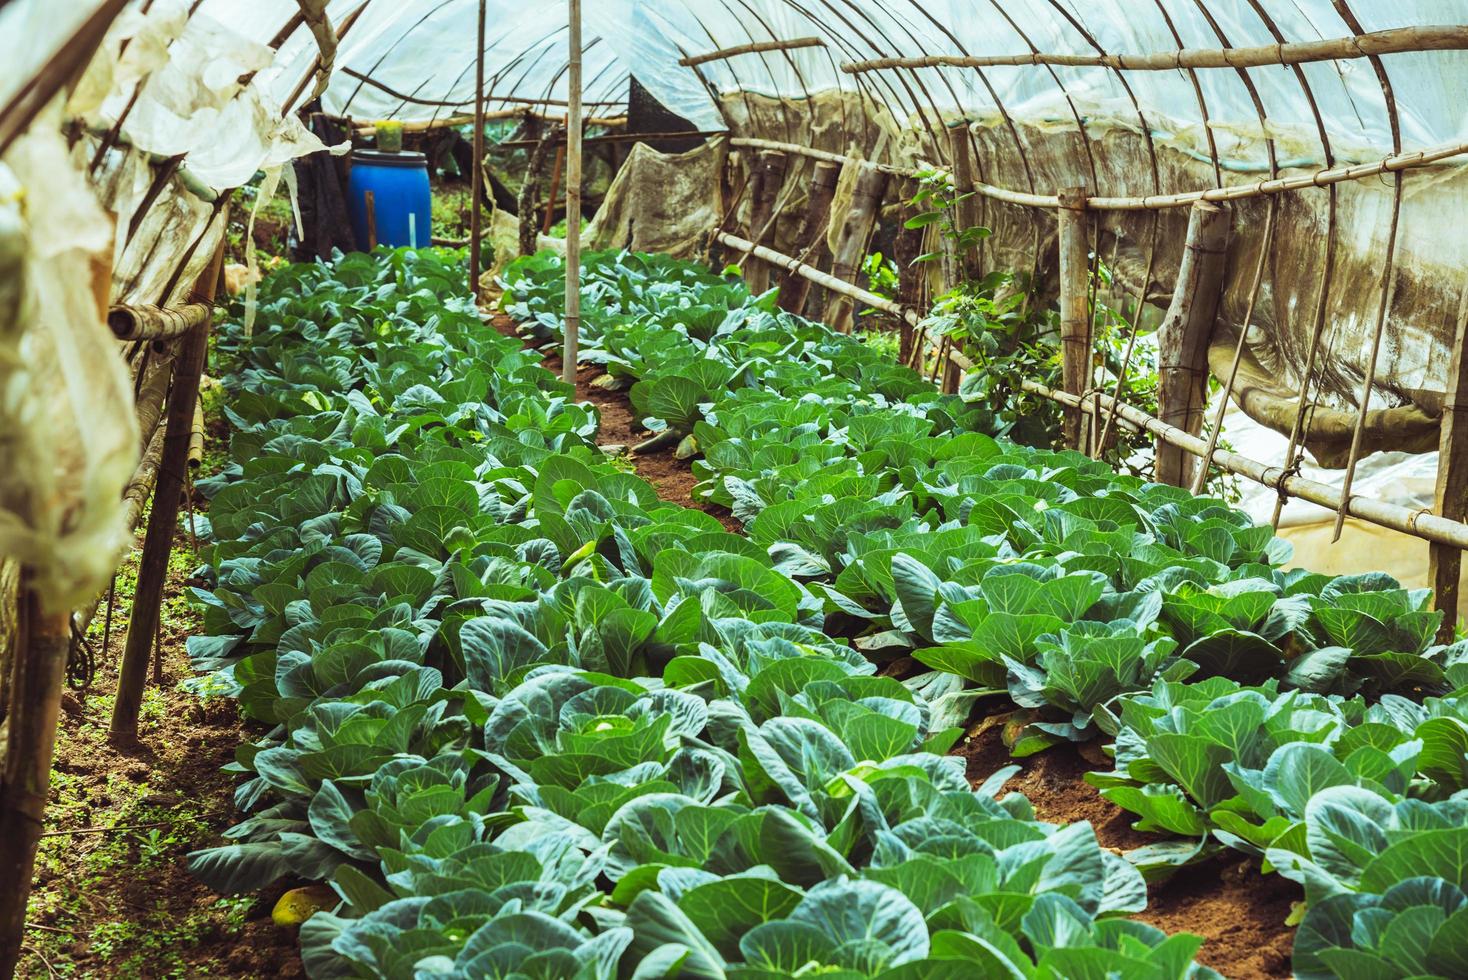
(272, 885, 337, 927)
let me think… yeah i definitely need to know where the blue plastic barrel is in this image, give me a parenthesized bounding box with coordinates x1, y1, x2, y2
(347, 149, 432, 251)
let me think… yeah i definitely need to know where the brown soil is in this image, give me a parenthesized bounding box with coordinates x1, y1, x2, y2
(958, 718, 1298, 978)
(21, 524, 304, 979)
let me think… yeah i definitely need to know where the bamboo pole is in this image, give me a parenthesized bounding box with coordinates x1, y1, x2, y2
(1430, 286, 1468, 639)
(562, 0, 583, 385)
(840, 26, 1468, 74)
(541, 144, 567, 236)
(1155, 201, 1231, 487)
(826, 166, 891, 333)
(1057, 186, 1091, 450)
(680, 37, 826, 67)
(744, 150, 789, 295)
(0, 572, 71, 978)
(109, 244, 224, 746)
(778, 160, 840, 315)
(468, 0, 487, 297)
(107, 303, 209, 342)
(947, 126, 984, 280)
(718, 232, 921, 329)
(728, 135, 1468, 212)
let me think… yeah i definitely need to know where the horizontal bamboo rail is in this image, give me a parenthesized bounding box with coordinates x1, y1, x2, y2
(730, 135, 1468, 211)
(717, 232, 923, 327)
(353, 112, 628, 137)
(493, 129, 723, 149)
(719, 233, 1468, 550)
(1024, 381, 1468, 549)
(108, 303, 209, 342)
(681, 37, 826, 68)
(841, 25, 1468, 74)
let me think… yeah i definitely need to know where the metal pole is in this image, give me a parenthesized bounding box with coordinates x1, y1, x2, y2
(562, 0, 583, 383)
(468, 0, 487, 297)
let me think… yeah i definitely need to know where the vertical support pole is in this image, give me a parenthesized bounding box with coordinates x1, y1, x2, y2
(1156, 201, 1231, 487)
(541, 144, 567, 235)
(1057, 185, 1091, 450)
(1430, 286, 1468, 640)
(892, 176, 926, 366)
(0, 572, 70, 979)
(562, 0, 583, 384)
(826, 165, 890, 334)
(778, 160, 839, 315)
(744, 150, 789, 296)
(468, 0, 487, 297)
(947, 124, 983, 280)
(110, 245, 225, 745)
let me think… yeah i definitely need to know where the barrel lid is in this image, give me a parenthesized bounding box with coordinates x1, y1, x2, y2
(352, 149, 429, 169)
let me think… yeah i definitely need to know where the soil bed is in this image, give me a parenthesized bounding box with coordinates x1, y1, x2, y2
(21, 526, 303, 979)
(959, 722, 1298, 978)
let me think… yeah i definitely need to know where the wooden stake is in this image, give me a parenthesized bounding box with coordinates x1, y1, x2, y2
(541, 144, 567, 235)
(468, 0, 487, 297)
(892, 177, 927, 364)
(946, 126, 984, 280)
(562, 0, 583, 384)
(1430, 286, 1468, 639)
(1155, 201, 1231, 487)
(110, 245, 224, 745)
(1057, 186, 1091, 450)
(0, 573, 70, 979)
(364, 190, 378, 250)
(826, 166, 890, 333)
(744, 150, 789, 295)
(778, 160, 840, 315)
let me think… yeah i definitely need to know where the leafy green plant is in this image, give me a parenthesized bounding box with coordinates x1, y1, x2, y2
(188, 246, 1229, 979)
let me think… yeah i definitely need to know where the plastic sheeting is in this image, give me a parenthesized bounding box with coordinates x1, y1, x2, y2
(0, 114, 138, 612)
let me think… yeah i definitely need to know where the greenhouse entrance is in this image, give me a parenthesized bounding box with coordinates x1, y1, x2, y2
(3, 3, 1468, 979)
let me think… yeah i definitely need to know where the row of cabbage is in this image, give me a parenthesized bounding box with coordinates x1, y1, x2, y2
(185, 247, 1223, 979)
(504, 248, 1468, 978)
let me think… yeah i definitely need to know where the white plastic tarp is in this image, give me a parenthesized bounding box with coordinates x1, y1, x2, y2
(224, 1, 1468, 165)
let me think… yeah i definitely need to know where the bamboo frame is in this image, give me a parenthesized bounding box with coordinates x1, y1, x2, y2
(680, 37, 827, 68)
(562, 0, 583, 385)
(107, 303, 210, 342)
(839, 25, 1468, 74)
(469, 0, 487, 297)
(1025, 380, 1468, 551)
(716, 232, 1468, 552)
(728, 135, 1468, 212)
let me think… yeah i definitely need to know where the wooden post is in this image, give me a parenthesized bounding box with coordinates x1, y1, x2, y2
(1057, 186, 1091, 449)
(744, 150, 789, 295)
(364, 190, 378, 249)
(892, 177, 926, 365)
(826, 166, 890, 333)
(541, 144, 567, 234)
(778, 160, 839, 314)
(947, 125, 984, 280)
(468, 0, 487, 297)
(1430, 287, 1468, 639)
(0, 573, 70, 978)
(562, 0, 582, 384)
(1156, 201, 1231, 487)
(110, 246, 225, 745)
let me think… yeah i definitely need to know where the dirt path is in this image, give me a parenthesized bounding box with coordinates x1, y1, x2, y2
(20, 526, 303, 980)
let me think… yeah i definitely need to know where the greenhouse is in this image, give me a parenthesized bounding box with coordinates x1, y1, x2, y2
(4, 1, 1468, 977)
